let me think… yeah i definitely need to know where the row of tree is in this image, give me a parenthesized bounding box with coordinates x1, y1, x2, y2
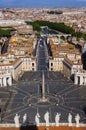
(47, 10, 63, 14)
(0, 27, 15, 38)
(26, 20, 74, 34)
(26, 20, 86, 40)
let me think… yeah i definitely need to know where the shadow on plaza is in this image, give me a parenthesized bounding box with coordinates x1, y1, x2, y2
(20, 125, 38, 130)
(82, 52, 86, 70)
(70, 74, 74, 81)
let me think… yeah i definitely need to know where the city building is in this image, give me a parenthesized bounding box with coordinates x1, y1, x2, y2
(0, 54, 36, 82)
(0, 7, 86, 130)
(48, 36, 84, 82)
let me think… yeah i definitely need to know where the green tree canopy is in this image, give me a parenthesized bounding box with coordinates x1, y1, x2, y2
(26, 20, 86, 40)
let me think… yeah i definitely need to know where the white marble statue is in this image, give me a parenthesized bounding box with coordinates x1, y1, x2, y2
(55, 113, 61, 126)
(44, 111, 49, 126)
(68, 113, 72, 126)
(75, 114, 80, 127)
(14, 113, 20, 127)
(23, 113, 27, 124)
(35, 113, 40, 126)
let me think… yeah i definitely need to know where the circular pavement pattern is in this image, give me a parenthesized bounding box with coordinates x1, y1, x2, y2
(23, 94, 63, 107)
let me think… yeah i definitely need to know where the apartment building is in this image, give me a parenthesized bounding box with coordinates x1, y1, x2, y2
(49, 56, 64, 71)
(63, 57, 82, 78)
(0, 35, 37, 86)
(0, 54, 37, 81)
(49, 37, 83, 79)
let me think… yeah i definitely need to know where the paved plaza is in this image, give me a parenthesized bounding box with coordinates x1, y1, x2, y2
(0, 37, 86, 125)
(0, 71, 86, 124)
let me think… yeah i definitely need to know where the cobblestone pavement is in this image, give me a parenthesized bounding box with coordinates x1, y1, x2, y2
(1, 71, 86, 124)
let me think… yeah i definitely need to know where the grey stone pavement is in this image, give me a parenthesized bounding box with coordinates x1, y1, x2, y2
(0, 71, 86, 124)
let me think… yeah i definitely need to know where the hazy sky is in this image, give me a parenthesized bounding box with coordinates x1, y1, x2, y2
(0, 0, 86, 8)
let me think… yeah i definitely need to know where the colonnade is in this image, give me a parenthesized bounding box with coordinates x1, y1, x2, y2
(74, 72, 86, 85)
(0, 73, 12, 87)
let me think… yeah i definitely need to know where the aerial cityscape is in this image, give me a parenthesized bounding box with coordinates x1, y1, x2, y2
(0, 1, 86, 130)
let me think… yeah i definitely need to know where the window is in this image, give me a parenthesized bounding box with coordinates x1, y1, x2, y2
(51, 63, 53, 66)
(32, 63, 34, 66)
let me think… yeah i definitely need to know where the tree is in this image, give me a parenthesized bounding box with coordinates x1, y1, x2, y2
(33, 23, 41, 32)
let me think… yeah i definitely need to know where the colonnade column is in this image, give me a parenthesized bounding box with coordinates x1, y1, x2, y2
(74, 75, 78, 85)
(84, 77, 86, 85)
(8, 77, 12, 86)
(80, 75, 83, 85)
(3, 77, 7, 86)
(0, 78, 2, 87)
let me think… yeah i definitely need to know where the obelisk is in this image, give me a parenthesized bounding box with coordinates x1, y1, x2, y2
(42, 71, 45, 100)
(40, 71, 47, 102)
